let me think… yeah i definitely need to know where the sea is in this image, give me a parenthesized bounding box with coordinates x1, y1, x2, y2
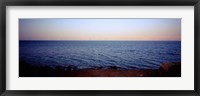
(19, 41, 181, 70)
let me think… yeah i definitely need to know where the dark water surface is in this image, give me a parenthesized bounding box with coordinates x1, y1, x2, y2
(19, 41, 181, 70)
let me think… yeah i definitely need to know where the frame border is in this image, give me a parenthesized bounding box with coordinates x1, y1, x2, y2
(0, 0, 199, 96)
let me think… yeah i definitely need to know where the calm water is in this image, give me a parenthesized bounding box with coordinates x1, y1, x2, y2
(19, 41, 181, 70)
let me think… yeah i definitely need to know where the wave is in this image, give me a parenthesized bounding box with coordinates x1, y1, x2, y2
(19, 41, 181, 70)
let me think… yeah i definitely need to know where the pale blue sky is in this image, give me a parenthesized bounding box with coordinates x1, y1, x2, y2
(19, 19, 181, 41)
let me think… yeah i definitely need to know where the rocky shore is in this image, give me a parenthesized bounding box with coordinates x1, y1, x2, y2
(19, 61, 181, 77)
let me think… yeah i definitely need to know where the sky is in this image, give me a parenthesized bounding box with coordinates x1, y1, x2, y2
(19, 19, 181, 41)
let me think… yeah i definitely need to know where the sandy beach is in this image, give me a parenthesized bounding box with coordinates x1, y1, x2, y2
(19, 61, 181, 77)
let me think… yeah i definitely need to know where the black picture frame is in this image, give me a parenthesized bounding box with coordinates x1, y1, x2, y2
(0, 0, 199, 96)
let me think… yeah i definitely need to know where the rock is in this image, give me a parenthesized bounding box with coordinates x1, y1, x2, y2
(158, 62, 181, 77)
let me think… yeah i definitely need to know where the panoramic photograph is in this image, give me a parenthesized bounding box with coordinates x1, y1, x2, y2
(19, 18, 181, 77)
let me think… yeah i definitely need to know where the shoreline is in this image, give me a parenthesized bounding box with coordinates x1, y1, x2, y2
(19, 61, 181, 77)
